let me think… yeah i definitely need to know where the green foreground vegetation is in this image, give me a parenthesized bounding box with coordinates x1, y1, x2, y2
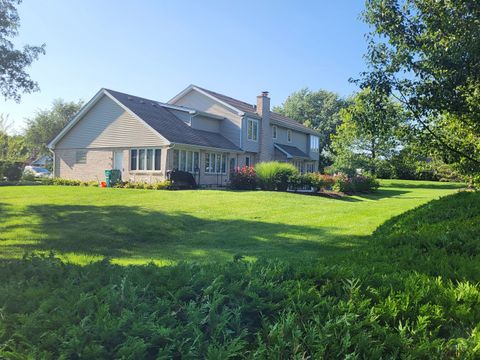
(0, 180, 463, 265)
(1, 180, 480, 358)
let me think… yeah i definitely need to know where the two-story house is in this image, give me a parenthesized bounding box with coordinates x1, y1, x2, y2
(48, 85, 320, 186)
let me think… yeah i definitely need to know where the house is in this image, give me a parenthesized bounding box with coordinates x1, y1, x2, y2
(48, 85, 320, 186)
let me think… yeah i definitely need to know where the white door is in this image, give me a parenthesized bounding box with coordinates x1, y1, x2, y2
(113, 151, 123, 171)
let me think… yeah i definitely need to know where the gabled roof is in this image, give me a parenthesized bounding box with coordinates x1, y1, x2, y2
(48, 89, 241, 152)
(105, 90, 240, 151)
(274, 143, 310, 159)
(172, 85, 320, 135)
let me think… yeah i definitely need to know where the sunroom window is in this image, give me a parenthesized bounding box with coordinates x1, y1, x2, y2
(130, 148, 161, 171)
(205, 152, 227, 174)
(172, 149, 200, 172)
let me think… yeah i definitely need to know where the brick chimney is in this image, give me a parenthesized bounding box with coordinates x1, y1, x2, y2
(257, 91, 272, 162)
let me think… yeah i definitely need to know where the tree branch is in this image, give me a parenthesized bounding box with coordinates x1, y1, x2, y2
(389, 83, 480, 164)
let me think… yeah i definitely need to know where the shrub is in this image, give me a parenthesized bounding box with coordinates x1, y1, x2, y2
(115, 180, 172, 190)
(333, 173, 354, 193)
(0, 161, 23, 181)
(351, 173, 380, 192)
(229, 166, 257, 190)
(287, 173, 313, 191)
(53, 178, 82, 186)
(153, 180, 171, 190)
(255, 162, 298, 191)
(21, 171, 37, 182)
(333, 173, 379, 193)
(307, 173, 335, 192)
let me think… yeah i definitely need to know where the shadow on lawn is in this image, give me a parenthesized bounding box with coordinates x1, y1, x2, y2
(1, 204, 363, 263)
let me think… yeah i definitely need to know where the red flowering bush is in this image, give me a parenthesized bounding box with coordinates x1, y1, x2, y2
(229, 166, 257, 190)
(333, 173, 379, 193)
(307, 173, 336, 192)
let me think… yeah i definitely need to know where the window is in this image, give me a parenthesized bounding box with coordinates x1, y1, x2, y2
(310, 135, 319, 152)
(306, 162, 315, 173)
(130, 148, 161, 171)
(130, 150, 137, 170)
(146, 149, 154, 170)
(247, 119, 258, 141)
(172, 149, 200, 173)
(205, 152, 227, 174)
(287, 130, 292, 143)
(245, 156, 250, 167)
(272, 125, 277, 139)
(293, 160, 304, 174)
(75, 151, 87, 164)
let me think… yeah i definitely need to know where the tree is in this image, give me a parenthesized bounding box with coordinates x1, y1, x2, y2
(0, 114, 28, 161)
(356, 0, 480, 176)
(273, 88, 350, 166)
(24, 99, 83, 156)
(0, 0, 45, 101)
(331, 89, 406, 176)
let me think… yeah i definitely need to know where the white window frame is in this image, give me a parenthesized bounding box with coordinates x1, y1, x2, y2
(310, 135, 319, 152)
(247, 119, 259, 142)
(287, 129, 292, 143)
(130, 148, 161, 172)
(272, 125, 277, 139)
(172, 149, 200, 173)
(205, 152, 227, 174)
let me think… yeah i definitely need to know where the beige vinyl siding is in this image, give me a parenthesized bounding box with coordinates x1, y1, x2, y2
(56, 95, 168, 149)
(242, 117, 260, 153)
(172, 90, 242, 147)
(191, 114, 221, 132)
(273, 125, 308, 154)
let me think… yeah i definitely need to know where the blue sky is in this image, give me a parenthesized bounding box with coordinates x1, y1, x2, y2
(2, 0, 369, 132)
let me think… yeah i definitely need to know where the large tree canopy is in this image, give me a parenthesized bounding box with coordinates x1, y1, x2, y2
(331, 89, 406, 176)
(0, 0, 45, 101)
(273, 88, 350, 155)
(357, 0, 480, 171)
(24, 99, 83, 156)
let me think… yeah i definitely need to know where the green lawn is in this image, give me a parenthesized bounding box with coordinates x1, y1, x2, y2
(0, 179, 463, 265)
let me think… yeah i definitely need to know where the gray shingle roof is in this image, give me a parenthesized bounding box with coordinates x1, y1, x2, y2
(196, 86, 319, 135)
(274, 143, 310, 159)
(105, 89, 240, 151)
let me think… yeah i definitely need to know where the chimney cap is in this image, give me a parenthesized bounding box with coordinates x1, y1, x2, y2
(260, 91, 269, 97)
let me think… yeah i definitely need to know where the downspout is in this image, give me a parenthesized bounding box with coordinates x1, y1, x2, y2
(49, 147, 55, 178)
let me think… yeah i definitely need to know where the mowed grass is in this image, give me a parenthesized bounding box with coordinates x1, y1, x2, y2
(0, 179, 463, 265)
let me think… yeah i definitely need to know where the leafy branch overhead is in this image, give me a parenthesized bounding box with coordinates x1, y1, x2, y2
(0, 0, 45, 101)
(356, 0, 480, 169)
